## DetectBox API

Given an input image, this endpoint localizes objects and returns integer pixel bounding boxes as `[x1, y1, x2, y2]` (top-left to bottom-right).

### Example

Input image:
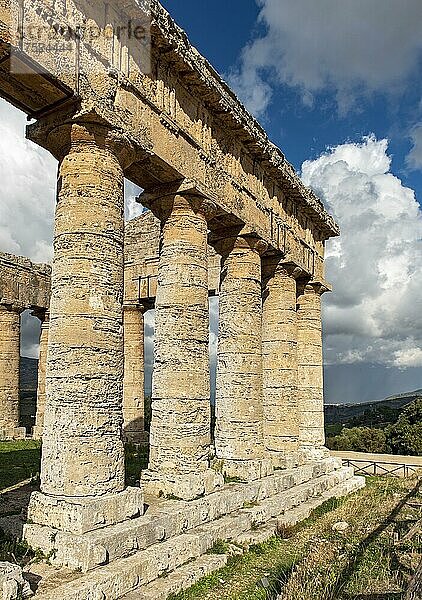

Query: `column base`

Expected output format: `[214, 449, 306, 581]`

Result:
[27, 487, 144, 535]
[220, 458, 274, 482]
[0, 426, 27, 441]
[141, 468, 224, 501]
[300, 446, 330, 462]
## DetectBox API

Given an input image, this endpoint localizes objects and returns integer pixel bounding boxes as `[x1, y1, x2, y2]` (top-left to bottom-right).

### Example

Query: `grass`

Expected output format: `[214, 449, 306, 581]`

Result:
[169, 477, 422, 600]
[0, 440, 41, 491]
[124, 442, 149, 486]
[0, 530, 37, 566]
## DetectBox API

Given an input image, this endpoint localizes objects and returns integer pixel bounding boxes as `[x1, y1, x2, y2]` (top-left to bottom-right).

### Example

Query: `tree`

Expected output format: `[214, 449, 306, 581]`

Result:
[327, 427, 387, 453]
[386, 399, 422, 456]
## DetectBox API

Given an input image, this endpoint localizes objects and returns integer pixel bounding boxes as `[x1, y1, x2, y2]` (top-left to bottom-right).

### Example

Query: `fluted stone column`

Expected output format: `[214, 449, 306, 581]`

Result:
[123, 303, 148, 444]
[213, 233, 273, 482]
[32, 309, 49, 440]
[297, 281, 330, 460]
[25, 119, 143, 536]
[262, 258, 302, 469]
[141, 191, 223, 500]
[0, 305, 26, 440]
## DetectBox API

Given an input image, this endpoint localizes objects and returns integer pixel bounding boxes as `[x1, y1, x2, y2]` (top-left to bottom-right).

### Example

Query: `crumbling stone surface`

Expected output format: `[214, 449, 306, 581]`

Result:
[27, 487, 144, 535]
[262, 257, 302, 467]
[0, 562, 32, 599]
[0, 252, 51, 312]
[27, 465, 364, 599]
[142, 192, 223, 500]
[25, 458, 343, 572]
[297, 282, 329, 453]
[37, 121, 133, 499]
[213, 233, 272, 481]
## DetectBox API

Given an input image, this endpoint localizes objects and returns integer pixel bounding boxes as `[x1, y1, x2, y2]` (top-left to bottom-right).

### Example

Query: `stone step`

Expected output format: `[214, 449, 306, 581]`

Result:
[25, 457, 343, 572]
[120, 475, 365, 600]
[121, 555, 228, 600]
[33, 466, 360, 600]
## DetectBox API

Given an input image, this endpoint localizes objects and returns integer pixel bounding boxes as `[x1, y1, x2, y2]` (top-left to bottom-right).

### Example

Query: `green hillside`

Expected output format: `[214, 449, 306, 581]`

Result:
[325, 389, 422, 428]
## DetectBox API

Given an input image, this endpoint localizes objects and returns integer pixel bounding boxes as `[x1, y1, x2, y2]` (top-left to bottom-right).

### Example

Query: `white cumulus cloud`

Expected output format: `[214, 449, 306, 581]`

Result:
[0, 102, 57, 263]
[302, 135, 422, 368]
[230, 0, 422, 115]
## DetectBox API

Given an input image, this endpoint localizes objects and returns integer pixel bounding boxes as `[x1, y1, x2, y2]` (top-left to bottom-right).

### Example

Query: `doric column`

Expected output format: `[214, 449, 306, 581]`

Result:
[212, 232, 273, 482]
[262, 257, 302, 469]
[32, 309, 49, 440]
[0, 305, 26, 440]
[123, 303, 148, 444]
[141, 188, 223, 500]
[297, 280, 330, 460]
[25, 117, 143, 536]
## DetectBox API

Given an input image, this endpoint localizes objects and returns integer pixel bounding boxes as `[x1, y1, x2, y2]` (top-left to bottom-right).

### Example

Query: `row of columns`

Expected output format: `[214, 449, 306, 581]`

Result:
[141, 192, 329, 499]
[2, 275, 326, 464]
[0, 304, 48, 441]
[18, 116, 328, 539]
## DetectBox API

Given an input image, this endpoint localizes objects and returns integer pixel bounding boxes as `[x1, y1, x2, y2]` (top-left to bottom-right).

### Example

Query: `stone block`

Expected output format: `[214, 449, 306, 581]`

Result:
[221, 458, 274, 482]
[141, 468, 224, 501]
[27, 487, 144, 535]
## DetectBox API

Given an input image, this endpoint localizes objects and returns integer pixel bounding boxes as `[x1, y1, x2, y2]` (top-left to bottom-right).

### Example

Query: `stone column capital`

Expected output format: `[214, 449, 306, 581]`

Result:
[139, 180, 223, 223]
[210, 229, 268, 258]
[27, 110, 139, 168]
[298, 279, 332, 297]
[262, 255, 307, 282]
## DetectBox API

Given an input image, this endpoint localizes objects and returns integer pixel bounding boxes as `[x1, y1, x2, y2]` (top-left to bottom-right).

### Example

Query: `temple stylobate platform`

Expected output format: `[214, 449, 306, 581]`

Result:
[0, 1, 364, 598]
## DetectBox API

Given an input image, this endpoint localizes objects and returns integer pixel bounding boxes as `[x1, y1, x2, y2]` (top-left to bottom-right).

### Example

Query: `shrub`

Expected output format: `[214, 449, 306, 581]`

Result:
[326, 427, 388, 453]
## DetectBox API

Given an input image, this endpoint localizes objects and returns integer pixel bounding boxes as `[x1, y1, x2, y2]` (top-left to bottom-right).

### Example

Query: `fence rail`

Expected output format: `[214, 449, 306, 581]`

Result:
[343, 458, 421, 478]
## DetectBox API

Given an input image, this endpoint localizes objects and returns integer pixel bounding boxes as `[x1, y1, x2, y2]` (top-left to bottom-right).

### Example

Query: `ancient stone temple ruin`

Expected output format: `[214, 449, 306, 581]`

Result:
[0, 0, 364, 597]
[0, 252, 50, 440]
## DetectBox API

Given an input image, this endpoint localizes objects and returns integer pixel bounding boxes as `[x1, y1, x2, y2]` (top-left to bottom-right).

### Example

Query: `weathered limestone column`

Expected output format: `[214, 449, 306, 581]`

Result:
[297, 280, 330, 460]
[141, 188, 223, 500]
[32, 309, 49, 440]
[0, 305, 26, 440]
[262, 257, 302, 469]
[212, 232, 273, 482]
[123, 303, 148, 444]
[25, 118, 143, 537]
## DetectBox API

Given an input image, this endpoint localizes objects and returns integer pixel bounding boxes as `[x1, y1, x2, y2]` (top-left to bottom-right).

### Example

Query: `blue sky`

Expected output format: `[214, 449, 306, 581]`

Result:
[1, 0, 422, 404]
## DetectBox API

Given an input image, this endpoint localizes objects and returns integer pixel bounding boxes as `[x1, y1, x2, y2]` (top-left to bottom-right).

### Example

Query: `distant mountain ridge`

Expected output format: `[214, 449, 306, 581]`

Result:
[325, 389, 422, 426]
